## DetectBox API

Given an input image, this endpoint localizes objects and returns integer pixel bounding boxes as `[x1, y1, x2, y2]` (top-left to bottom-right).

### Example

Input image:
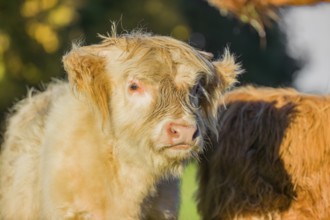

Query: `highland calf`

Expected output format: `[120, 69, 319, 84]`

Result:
[0, 30, 240, 219]
[197, 86, 330, 220]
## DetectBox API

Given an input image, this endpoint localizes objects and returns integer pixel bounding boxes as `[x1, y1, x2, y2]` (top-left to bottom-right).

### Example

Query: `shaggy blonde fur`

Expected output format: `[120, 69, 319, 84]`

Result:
[197, 86, 330, 220]
[0, 31, 240, 219]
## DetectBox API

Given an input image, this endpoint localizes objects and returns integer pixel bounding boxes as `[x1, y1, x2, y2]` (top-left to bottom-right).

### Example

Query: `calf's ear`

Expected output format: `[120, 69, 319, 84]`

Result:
[62, 47, 110, 121]
[213, 49, 242, 91]
[201, 49, 242, 135]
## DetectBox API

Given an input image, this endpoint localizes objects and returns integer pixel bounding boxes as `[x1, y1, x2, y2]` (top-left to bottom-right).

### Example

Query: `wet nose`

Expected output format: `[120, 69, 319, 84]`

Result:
[164, 120, 198, 145]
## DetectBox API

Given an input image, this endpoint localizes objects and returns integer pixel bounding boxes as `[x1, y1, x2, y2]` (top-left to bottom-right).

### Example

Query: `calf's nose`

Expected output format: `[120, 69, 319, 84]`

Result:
[165, 120, 198, 145]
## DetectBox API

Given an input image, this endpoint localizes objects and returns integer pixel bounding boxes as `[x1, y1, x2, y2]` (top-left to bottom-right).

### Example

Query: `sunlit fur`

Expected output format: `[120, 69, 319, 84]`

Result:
[0, 30, 240, 219]
[197, 86, 330, 220]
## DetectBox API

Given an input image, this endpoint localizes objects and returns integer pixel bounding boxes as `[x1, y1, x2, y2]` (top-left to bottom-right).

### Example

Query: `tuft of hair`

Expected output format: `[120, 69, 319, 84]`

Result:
[215, 48, 243, 91]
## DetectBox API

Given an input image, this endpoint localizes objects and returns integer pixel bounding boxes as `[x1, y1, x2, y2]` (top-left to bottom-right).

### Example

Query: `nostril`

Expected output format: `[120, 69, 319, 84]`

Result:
[192, 128, 199, 140]
[170, 127, 176, 134]
[163, 120, 197, 146]
[167, 123, 180, 138]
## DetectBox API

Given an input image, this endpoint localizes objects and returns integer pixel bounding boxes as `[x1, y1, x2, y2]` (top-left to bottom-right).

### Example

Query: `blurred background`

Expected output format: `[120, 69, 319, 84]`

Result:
[0, 0, 298, 122]
[0, 0, 314, 219]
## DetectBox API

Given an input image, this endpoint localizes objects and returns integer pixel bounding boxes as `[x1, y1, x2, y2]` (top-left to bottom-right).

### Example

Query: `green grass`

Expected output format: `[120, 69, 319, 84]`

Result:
[179, 162, 200, 220]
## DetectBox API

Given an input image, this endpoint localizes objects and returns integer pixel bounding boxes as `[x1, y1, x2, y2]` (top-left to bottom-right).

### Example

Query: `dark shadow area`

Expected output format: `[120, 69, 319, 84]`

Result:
[141, 178, 180, 220]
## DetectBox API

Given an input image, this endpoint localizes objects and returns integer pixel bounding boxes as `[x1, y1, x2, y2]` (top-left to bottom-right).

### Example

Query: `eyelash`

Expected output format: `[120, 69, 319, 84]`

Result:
[193, 84, 202, 96]
[190, 84, 203, 107]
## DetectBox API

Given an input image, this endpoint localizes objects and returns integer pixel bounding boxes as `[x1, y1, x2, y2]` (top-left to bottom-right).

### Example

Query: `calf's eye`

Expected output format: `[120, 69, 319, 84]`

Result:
[128, 80, 145, 94]
[192, 84, 202, 96]
[129, 83, 139, 91]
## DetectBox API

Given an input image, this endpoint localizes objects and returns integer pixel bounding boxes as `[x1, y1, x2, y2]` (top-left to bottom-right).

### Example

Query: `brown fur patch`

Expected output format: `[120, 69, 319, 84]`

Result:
[197, 86, 330, 220]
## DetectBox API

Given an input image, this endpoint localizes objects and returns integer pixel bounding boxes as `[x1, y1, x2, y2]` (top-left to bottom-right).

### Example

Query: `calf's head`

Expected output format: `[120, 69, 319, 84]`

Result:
[63, 32, 241, 173]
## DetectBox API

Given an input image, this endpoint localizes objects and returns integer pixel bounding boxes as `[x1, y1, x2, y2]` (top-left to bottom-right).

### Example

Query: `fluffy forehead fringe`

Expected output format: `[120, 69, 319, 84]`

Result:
[94, 24, 216, 76]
